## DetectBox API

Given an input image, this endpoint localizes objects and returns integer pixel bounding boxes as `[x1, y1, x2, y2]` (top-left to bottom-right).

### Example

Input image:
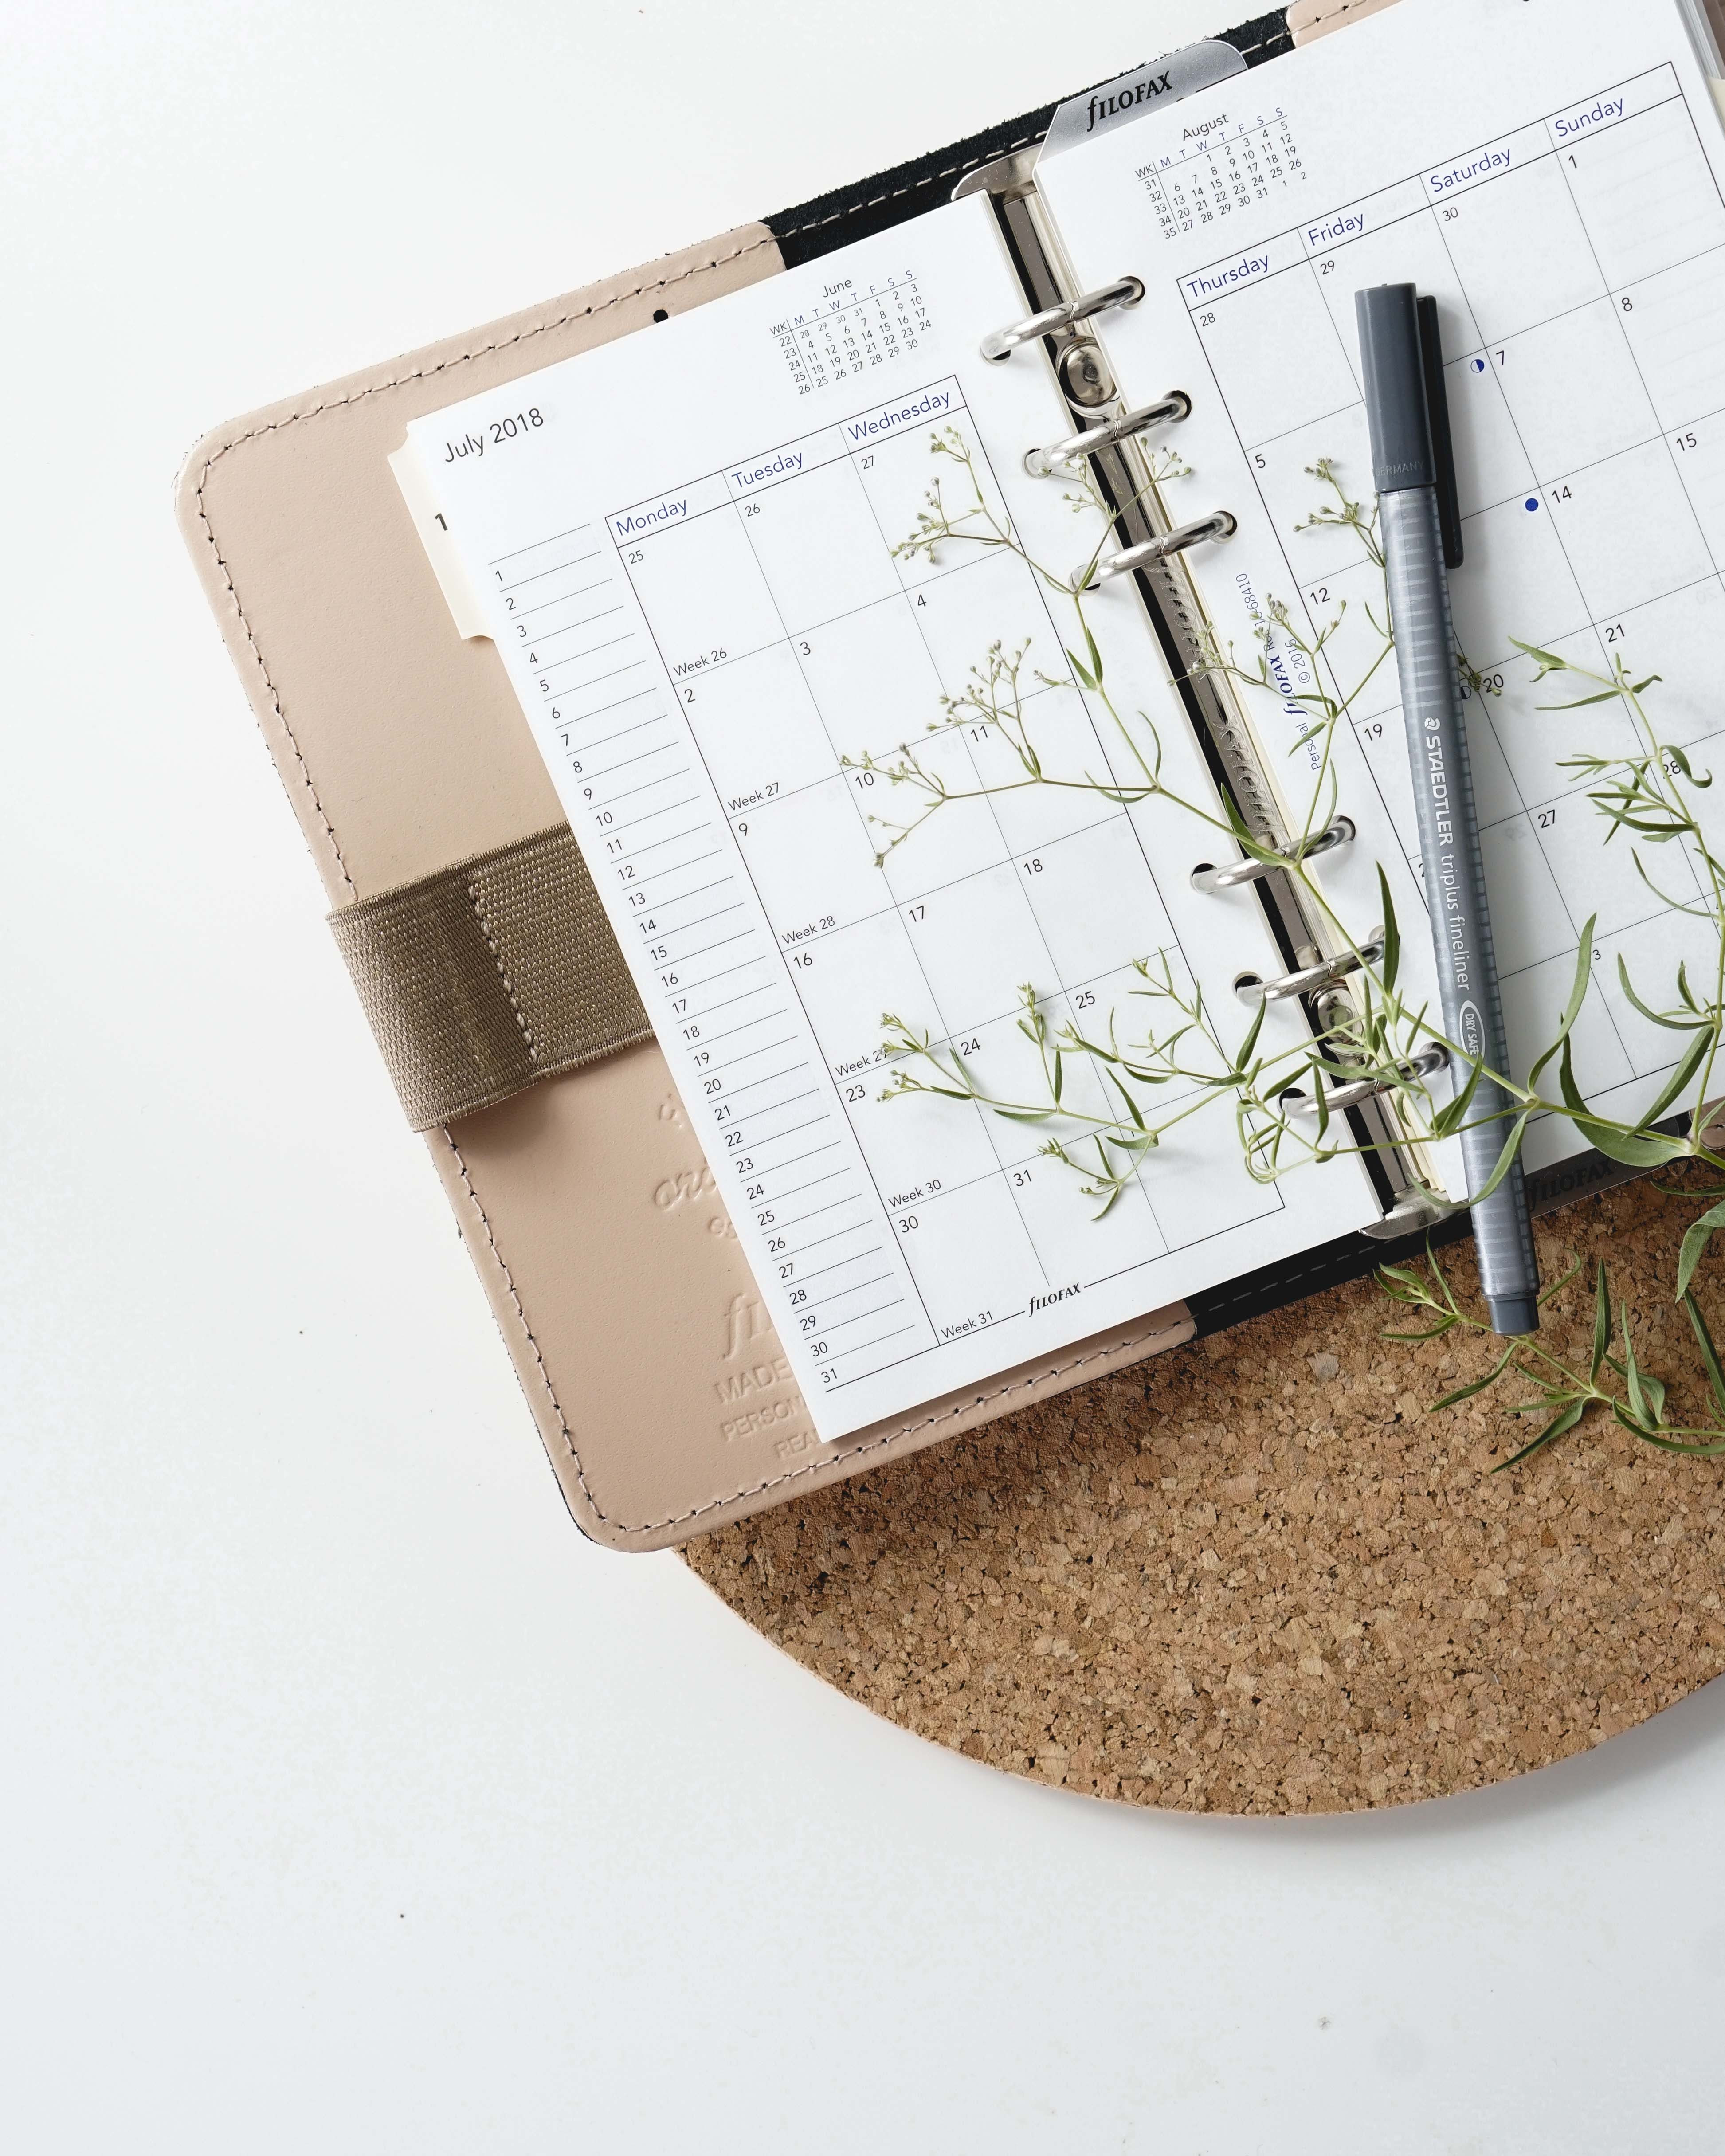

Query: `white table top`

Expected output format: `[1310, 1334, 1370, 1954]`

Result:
[5, 0, 1724, 2146]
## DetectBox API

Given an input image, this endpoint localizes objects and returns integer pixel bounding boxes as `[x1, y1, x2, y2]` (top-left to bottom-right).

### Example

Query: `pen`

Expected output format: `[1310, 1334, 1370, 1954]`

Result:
[1355, 282, 1540, 1337]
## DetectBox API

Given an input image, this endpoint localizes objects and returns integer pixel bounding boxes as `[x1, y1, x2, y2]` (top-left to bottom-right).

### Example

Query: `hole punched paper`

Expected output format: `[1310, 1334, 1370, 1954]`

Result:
[401, 0, 1725, 1441]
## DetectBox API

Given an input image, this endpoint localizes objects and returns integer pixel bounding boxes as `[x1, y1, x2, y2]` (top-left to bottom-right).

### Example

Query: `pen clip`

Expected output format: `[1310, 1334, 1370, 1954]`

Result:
[1416, 294, 1465, 572]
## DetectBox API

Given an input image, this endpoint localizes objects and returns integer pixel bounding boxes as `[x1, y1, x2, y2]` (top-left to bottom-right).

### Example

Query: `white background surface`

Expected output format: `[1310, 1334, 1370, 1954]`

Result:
[5, 3, 1725, 2149]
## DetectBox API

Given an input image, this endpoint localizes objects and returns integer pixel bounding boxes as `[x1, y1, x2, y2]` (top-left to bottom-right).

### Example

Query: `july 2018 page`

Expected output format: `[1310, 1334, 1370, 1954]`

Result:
[1039, 0, 1725, 1178]
[404, 197, 1378, 1441]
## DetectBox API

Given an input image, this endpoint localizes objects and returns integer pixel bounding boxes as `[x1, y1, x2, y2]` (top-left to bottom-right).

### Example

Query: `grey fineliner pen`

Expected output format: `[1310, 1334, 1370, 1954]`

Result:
[1356, 282, 1540, 1337]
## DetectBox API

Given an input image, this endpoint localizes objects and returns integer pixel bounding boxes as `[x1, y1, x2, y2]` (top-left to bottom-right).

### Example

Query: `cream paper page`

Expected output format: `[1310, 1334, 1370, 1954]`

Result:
[1039, 0, 1725, 1179]
[404, 196, 1377, 1441]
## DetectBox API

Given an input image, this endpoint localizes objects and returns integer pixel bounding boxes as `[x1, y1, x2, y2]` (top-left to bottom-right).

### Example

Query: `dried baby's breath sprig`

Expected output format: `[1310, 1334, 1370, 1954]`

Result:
[872, 436, 1725, 1464]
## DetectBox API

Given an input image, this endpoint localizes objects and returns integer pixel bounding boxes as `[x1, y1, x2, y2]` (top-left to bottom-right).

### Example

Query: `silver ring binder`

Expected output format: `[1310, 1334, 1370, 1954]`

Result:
[1079, 510, 1236, 590]
[1023, 392, 1192, 478]
[957, 153, 1447, 1227]
[980, 275, 1144, 363]
[1189, 817, 1356, 893]
[1234, 932, 1387, 1007]
[1284, 1043, 1449, 1119]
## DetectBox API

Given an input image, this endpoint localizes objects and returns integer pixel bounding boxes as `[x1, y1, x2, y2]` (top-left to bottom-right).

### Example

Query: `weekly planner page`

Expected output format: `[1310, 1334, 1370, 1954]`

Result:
[404, 199, 1376, 1441]
[1039, 0, 1725, 1176]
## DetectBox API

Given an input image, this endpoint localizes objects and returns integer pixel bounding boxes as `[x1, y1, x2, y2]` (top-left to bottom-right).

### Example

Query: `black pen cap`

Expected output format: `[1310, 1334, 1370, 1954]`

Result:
[1356, 283, 1436, 494]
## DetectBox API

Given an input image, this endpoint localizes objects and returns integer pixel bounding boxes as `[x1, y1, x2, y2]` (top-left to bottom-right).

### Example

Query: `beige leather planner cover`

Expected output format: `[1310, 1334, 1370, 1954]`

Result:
[177, 227, 1194, 1551]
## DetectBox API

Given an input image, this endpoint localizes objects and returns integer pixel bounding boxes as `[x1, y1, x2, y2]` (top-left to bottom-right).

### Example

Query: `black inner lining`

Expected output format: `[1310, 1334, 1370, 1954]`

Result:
[765, 12, 1293, 267]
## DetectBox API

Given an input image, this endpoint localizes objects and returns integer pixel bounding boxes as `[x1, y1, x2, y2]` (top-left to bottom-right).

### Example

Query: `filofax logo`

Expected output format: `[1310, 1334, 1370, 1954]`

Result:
[1084, 68, 1176, 134]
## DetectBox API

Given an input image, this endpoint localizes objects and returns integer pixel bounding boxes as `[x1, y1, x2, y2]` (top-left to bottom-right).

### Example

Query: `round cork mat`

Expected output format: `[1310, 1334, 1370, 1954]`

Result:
[682, 1180, 1725, 1812]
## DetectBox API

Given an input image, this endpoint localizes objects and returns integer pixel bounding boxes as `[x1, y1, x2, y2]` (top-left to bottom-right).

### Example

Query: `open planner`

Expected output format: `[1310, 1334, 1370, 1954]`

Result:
[182, 0, 1725, 1542]
[400, 0, 1725, 1443]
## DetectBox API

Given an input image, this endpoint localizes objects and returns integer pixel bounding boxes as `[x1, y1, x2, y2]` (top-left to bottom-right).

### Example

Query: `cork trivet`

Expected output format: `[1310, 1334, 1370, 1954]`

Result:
[682, 1181, 1725, 1811]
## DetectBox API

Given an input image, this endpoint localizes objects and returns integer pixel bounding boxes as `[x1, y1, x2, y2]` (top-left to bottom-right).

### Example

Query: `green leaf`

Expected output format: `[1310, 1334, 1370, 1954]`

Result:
[1528, 920, 1597, 1089]
[1557, 1038, 1683, 1167]
[1538, 1257, 1585, 1307]
[1676, 1197, 1725, 1301]
[1376, 1262, 1433, 1305]
[1541, 686, 1635, 709]
[1106, 1069, 1145, 1133]
[1426, 1243, 1461, 1315]
[1683, 1289, 1725, 1420]
[1469, 1110, 1534, 1206]
[1382, 1321, 1460, 1343]
[1064, 647, 1097, 692]
[1376, 867, 1400, 994]
[1234, 996, 1267, 1074]
[1662, 741, 1713, 788]
[1591, 1261, 1609, 1383]
[1607, 1406, 1725, 1455]
[1492, 1398, 1586, 1472]
[1430, 1343, 1519, 1412]
[1430, 1051, 1485, 1140]
[1084, 619, 1104, 688]
[1509, 639, 1570, 677]
[1642, 1028, 1713, 1129]
[1622, 1310, 1651, 1427]
[1615, 955, 1715, 1031]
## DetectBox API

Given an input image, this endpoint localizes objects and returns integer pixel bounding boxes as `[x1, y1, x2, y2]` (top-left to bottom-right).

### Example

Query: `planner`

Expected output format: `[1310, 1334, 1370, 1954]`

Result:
[181, 0, 1725, 1545]
[398, 0, 1725, 1441]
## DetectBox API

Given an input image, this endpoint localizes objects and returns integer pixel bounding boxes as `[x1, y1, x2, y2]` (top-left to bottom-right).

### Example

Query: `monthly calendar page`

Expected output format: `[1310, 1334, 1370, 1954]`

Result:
[1039, 0, 1725, 1177]
[404, 200, 1376, 1440]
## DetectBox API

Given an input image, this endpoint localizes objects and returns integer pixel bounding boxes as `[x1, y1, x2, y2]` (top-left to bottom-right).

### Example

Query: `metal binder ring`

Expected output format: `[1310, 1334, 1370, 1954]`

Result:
[1285, 1043, 1450, 1120]
[1078, 510, 1236, 589]
[980, 275, 1145, 363]
[1233, 932, 1387, 1007]
[1023, 392, 1192, 478]
[1190, 818, 1356, 893]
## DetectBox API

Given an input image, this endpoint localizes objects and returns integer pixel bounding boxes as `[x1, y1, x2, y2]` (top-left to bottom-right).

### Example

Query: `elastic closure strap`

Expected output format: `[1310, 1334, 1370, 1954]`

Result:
[328, 825, 651, 1131]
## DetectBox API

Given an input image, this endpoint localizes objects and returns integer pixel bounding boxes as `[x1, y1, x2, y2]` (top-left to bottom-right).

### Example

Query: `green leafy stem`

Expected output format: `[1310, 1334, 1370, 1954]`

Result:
[862, 429, 1725, 1463]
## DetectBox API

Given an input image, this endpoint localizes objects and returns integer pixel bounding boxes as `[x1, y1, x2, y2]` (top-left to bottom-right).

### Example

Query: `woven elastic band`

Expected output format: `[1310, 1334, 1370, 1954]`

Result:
[328, 825, 651, 1131]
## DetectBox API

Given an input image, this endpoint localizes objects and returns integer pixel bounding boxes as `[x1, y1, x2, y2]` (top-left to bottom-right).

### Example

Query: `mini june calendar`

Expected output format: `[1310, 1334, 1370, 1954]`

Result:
[1039, 0, 1725, 1177]
[403, 0, 1725, 1440]
[769, 272, 931, 396]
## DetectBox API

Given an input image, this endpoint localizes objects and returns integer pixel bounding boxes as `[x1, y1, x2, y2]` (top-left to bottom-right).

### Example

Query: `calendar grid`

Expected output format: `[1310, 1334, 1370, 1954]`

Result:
[725, 425, 1059, 1286]
[769, 272, 931, 398]
[608, 374, 1285, 1344]
[1141, 105, 1308, 243]
[1181, 59, 1725, 1111]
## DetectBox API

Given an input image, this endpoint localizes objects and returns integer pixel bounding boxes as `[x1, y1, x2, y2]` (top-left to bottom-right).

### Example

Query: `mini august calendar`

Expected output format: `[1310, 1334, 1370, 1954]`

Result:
[404, 0, 1725, 1439]
[1138, 105, 1308, 241]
